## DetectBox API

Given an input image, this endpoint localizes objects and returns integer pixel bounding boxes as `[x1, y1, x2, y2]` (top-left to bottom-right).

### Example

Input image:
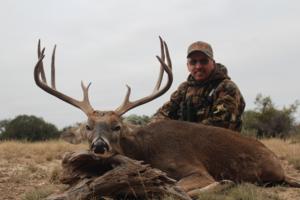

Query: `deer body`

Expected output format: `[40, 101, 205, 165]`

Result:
[115, 120, 285, 185]
[34, 38, 299, 198]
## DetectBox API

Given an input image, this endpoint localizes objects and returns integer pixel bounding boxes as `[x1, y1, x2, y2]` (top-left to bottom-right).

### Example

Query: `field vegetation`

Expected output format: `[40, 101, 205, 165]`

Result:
[0, 140, 85, 200]
[0, 137, 300, 200]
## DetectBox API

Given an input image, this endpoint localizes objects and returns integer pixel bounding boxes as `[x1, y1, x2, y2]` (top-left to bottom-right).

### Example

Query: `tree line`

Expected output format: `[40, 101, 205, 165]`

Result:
[242, 94, 299, 138]
[0, 115, 59, 141]
[0, 94, 299, 141]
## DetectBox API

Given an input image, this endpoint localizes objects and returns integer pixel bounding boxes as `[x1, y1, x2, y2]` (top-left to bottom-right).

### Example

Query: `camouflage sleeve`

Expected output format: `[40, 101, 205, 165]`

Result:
[201, 80, 245, 131]
[150, 82, 188, 122]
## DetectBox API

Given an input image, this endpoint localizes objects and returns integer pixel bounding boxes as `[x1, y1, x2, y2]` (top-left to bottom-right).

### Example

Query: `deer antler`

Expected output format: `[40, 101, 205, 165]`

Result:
[34, 40, 94, 115]
[115, 36, 173, 116]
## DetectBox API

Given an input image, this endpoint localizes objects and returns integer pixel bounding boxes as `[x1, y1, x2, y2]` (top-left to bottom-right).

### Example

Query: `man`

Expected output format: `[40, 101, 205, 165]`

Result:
[152, 41, 245, 132]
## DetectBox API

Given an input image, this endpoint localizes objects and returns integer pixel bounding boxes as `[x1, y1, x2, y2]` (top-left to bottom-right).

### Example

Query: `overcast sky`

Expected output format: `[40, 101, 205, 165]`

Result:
[1, 0, 299, 128]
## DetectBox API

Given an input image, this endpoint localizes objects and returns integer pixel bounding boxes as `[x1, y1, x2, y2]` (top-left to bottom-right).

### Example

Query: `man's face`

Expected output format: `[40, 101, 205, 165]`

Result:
[187, 51, 215, 81]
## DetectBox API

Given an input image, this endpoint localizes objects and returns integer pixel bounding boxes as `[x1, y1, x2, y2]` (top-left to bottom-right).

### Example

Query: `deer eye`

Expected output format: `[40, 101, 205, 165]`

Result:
[86, 125, 93, 131]
[112, 125, 121, 132]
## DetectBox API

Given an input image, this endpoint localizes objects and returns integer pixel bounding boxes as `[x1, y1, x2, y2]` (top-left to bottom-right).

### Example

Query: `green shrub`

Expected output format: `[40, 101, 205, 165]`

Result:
[242, 94, 299, 138]
[0, 115, 59, 141]
[125, 114, 150, 125]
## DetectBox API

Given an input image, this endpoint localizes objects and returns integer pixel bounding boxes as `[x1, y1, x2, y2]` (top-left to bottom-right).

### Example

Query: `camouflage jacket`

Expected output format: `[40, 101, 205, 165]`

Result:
[152, 63, 246, 132]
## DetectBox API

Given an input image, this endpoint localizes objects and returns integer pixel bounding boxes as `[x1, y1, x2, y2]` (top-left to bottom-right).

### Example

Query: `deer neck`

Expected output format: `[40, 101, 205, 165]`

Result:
[117, 126, 144, 160]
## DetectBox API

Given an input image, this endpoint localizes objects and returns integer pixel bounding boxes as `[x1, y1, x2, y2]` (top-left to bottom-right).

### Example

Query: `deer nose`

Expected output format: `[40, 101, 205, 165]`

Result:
[91, 138, 109, 154]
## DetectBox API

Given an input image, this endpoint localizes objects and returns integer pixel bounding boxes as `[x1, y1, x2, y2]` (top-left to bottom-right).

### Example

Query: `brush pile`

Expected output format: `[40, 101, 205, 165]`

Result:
[45, 150, 191, 200]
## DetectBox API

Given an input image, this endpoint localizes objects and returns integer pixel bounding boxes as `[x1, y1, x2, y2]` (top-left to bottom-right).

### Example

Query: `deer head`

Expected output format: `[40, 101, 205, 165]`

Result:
[34, 37, 172, 157]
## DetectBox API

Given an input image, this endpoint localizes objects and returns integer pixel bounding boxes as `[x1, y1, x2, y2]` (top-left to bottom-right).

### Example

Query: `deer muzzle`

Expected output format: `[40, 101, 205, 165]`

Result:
[91, 137, 110, 155]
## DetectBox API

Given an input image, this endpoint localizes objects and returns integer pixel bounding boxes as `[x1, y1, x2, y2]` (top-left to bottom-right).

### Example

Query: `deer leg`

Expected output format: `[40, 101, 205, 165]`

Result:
[284, 175, 300, 187]
[177, 172, 214, 197]
[177, 172, 235, 198]
[187, 180, 235, 197]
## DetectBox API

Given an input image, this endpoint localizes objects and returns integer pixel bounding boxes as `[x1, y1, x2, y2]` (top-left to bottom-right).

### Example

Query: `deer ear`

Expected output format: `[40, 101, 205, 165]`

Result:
[60, 131, 77, 144]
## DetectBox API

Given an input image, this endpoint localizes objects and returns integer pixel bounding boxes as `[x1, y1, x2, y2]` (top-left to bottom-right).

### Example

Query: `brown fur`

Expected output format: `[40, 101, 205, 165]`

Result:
[120, 120, 284, 183]
[81, 112, 300, 197]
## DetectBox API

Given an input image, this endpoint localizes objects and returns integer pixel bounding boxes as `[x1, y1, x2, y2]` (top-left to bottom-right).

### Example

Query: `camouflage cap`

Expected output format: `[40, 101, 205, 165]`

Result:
[187, 41, 213, 59]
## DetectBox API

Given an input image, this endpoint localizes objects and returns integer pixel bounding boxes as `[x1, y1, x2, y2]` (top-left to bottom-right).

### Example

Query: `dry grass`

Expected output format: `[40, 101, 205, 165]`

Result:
[0, 138, 299, 200]
[0, 140, 85, 163]
[262, 138, 300, 170]
[197, 183, 280, 200]
[22, 185, 57, 200]
[0, 140, 86, 200]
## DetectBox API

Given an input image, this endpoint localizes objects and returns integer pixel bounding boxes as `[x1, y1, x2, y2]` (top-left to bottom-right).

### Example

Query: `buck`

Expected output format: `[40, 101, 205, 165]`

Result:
[34, 38, 300, 198]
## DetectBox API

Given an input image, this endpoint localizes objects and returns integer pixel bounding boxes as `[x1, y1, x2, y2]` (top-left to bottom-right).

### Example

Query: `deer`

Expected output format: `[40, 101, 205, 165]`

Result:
[60, 122, 87, 144]
[34, 37, 300, 198]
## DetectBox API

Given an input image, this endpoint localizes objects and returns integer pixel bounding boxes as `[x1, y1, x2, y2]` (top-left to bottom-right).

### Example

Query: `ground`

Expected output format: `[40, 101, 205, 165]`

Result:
[261, 138, 300, 200]
[0, 138, 299, 200]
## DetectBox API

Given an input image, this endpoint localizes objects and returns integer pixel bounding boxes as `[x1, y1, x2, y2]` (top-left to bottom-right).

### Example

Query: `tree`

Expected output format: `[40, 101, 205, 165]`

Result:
[124, 114, 150, 125]
[0, 115, 59, 141]
[242, 94, 299, 138]
[0, 119, 10, 134]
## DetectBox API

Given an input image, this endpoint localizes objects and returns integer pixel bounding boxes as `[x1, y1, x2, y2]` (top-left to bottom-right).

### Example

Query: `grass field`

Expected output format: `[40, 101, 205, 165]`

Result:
[0, 138, 300, 200]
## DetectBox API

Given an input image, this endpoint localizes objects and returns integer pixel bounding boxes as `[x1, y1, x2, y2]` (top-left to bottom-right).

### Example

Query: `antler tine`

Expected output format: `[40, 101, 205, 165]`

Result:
[37, 40, 47, 83]
[115, 37, 173, 116]
[164, 40, 172, 71]
[153, 36, 165, 92]
[115, 85, 132, 114]
[51, 45, 56, 89]
[81, 81, 92, 102]
[34, 40, 94, 115]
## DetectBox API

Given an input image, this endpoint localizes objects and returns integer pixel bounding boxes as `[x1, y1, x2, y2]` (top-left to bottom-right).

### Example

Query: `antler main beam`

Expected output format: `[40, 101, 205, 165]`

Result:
[115, 36, 173, 116]
[34, 40, 94, 115]
[34, 37, 172, 117]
